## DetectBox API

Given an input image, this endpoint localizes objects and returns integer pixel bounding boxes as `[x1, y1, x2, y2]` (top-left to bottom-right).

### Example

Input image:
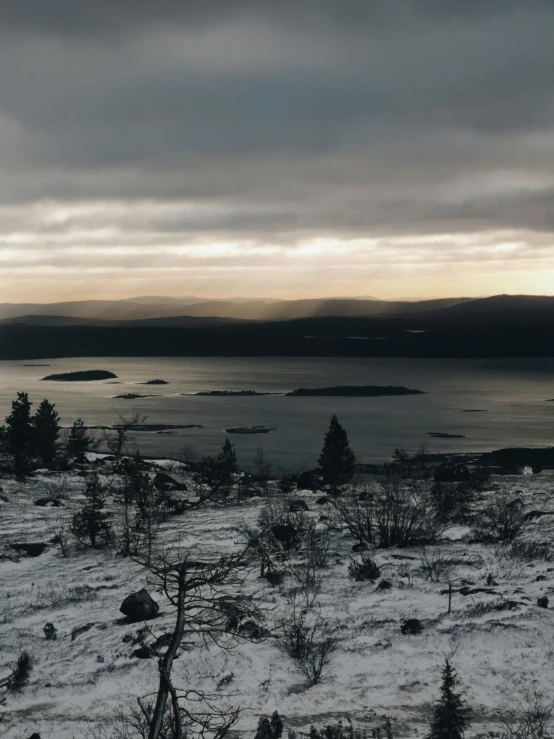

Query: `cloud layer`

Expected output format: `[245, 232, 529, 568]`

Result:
[1, 1, 554, 300]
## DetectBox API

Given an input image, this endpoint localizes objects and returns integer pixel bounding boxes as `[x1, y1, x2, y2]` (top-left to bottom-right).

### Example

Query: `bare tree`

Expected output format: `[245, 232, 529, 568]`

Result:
[499, 688, 553, 739]
[131, 547, 261, 739]
[104, 414, 148, 471]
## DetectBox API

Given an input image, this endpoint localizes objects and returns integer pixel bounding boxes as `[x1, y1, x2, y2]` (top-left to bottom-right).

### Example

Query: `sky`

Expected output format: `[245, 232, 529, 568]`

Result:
[1, 0, 554, 303]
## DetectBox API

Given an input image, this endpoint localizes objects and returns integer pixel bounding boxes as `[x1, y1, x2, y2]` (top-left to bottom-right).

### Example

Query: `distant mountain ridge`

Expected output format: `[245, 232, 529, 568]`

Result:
[0, 295, 474, 324]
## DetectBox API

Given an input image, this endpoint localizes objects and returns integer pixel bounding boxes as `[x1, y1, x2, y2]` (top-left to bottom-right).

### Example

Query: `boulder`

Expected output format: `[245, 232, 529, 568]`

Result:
[377, 579, 392, 592]
[270, 524, 299, 550]
[315, 496, 331, 505]
[34, 497, 64, 507]
[133, 645, 153, 659]
[153, 472, 181, 490]
[535, 575, 547, 582]
[537, 596, 549, 609]
[120, 589, 159, 622]
[296, 470, 320, 491]
[28, 734, 42, 739]
[288, 498, 309, 512]
[10, 542, 48, 557]
[401, 618, 423, 635]
[352, 542, 368, 553]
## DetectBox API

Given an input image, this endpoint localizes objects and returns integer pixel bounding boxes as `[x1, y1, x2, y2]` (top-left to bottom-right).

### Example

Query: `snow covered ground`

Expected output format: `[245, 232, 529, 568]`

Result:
[1, 463, 554, 739]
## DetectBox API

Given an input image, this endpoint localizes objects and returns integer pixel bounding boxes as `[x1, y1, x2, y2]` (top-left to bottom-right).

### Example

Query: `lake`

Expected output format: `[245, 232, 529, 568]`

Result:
[1, 356, 553, 470]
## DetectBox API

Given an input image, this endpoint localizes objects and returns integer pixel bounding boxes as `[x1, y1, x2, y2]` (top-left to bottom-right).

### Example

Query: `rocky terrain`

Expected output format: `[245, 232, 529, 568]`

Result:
[1, 461, 554, 738]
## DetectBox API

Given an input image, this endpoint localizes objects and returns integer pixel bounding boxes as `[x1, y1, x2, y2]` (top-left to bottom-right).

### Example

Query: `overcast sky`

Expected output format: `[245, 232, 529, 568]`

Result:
[1, 0, 554, 302]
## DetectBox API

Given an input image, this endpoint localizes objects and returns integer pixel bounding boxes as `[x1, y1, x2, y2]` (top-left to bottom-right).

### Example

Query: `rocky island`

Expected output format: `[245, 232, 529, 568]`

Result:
[286, 385, 424, 397]
[41, 370, 118, 382]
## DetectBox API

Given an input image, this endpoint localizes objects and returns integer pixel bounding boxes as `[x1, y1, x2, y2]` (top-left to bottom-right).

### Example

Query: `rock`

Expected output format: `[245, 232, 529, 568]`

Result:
[358, 490, 373, 502]
[96, 655, 104, 663]
[28, 734, 42, 739]
[163, 497, 187, 515]
[535, 575, 547, 582]
[486, 574, 498, 586]
[518, 465, 534, 476]
[401, 618, 423, 635]
[524, 510, 548, 521]
[10, 542, 48, 557]
[296, 470, 320, 492]
[288, 498, 309, 512]
[44, 622, 57, 641]
[434, 461, 471, 483]
[34, 497, 64, 507]
[153, 472, 181, 490]
[538, 596, 549, 608]
[237, 620, 266, 640]
[133, 645, 153, 659]
[270, 524, 299, 550]
[377, 580, 392, 592]
[71, 623, 96, 641]
[352, 542, 367, 553]
[315, 496, 331, 505]
[120, 589, 159, 622]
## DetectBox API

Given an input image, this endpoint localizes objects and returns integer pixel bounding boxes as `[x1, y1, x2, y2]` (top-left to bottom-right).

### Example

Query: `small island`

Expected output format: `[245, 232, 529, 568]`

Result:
[113, 393, 156, 400]
[461, 409, 487, 413]
[427, 432, 466, 439]
[192, 390, 275, 397]
[42, 370, 118, 382]
[286, 385, 424, 397]
[225, 425, 273, 434]
[140, 379, 169, 385]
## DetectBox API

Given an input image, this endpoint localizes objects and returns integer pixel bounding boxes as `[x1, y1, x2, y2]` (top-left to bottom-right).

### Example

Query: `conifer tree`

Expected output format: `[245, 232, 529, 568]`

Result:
[32, 398, 60, 466]
[71, 472, 111, 548]
[217, 438, 238, 479]
[5, 392, 34, 476]
[427, 659, 469, 739]
[67, 418, 97, 461]
[317, 414, 356, 492]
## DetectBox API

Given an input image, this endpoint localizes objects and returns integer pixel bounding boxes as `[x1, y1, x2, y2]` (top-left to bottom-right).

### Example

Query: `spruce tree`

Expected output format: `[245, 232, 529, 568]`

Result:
[32, 399, 60, 466]
[71, 472, 111, 548]
[217, 438, 238, 479]
[427, 659, 469, 739]
[5, 392, 34, 476]
[67, 419, 97, 461]
[317, 414, 356, 492]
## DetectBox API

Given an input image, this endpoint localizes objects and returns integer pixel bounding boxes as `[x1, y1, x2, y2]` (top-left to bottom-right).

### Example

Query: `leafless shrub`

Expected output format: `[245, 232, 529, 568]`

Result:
[420, 547, 455, 582]
[505, 540, 551, 562]
[499, 688, 553, 739]
[44, 511, 71, 557]
[283, 562, 324, 609]
[277, 604, 338, 685]
[463, 597, 510, 618]
[472, 495, 525, 543]
[334, 479, 443, 548]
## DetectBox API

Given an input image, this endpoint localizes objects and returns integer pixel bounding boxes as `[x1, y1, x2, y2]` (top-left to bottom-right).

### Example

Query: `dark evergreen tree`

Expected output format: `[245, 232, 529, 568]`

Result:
[71, 472, 111, 548]
[197, 438, 239, 499]
[67, 419, 97, 461]
[254, 712, 283, 739]
[427, 659, 469, 739]
[5, 392, 34, 476]
[217, 438, 238, 479]
[32, 398, 60, 466]
[317, 414, 356, 492]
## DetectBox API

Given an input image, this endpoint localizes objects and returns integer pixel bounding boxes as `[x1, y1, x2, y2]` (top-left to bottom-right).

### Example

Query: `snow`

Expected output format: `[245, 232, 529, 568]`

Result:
[1, 466, 554, 738]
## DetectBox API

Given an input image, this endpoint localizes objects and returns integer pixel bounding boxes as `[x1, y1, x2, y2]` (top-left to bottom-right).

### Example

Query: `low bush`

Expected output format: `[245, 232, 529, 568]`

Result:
[277, 605, 338, 685]
[348, 554, 381, 582]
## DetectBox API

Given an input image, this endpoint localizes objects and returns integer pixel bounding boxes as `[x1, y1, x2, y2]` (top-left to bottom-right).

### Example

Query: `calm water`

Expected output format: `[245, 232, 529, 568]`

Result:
[1, 356, 553, 469]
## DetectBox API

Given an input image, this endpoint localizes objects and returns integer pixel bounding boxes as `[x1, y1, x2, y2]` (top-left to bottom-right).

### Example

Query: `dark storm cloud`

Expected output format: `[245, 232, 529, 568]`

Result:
[1, 0, 554, 300]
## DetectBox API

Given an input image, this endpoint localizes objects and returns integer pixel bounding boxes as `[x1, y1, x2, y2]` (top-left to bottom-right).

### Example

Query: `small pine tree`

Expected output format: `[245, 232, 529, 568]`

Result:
[217, 438, 238, 482]
[317, 414, 356, 492]
[72, 472, 111, 548]
[32, 398, 60, 466]
[255, 712, 283, 739]
[427, 659, 469, 739]
[5, 392, 34, 476]
[67, 419, 97, 461]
